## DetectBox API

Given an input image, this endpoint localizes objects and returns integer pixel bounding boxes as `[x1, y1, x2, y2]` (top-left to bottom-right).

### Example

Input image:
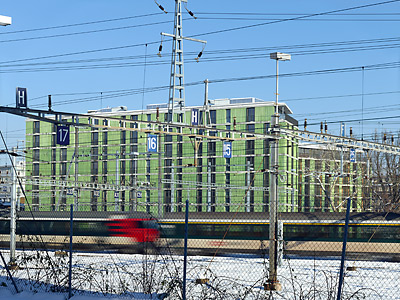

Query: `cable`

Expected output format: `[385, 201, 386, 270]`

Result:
[3, 61, 399, 108]
[0, 19, 175, 44]
[188, 0, 400, 38]
[198, 17, 400, 22]
[1, 35, 399, 66]
[2, 40, 400, 70]
[195, 12, 400, 16]
[0, 13, 164, 35]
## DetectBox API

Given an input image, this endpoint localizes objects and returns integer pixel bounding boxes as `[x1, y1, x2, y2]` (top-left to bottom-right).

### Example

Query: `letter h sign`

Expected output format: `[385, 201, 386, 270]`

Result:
[16, 87, 27, 108]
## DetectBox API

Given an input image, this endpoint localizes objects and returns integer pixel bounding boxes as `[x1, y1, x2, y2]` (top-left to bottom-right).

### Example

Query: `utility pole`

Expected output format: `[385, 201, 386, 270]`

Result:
[203, 79, 211, 127]
[115, 151, 119, 211]
[266, 52, 291, 291]
[159, 0, 206, 122]
[74, 126, 79, 210]
[9, 149, 17, 266]
[246, 160, 251, 212]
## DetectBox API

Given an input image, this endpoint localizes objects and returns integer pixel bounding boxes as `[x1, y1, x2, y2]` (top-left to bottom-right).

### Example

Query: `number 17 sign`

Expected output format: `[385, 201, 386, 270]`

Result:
[57, 125, 70, 145]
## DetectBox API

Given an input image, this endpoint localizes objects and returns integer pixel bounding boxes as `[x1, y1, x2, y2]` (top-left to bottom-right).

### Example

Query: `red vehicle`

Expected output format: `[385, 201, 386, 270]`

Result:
[107, 217, 160, 243]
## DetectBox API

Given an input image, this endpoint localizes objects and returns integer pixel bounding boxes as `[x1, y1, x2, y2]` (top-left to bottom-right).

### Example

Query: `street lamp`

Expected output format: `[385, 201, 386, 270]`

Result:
[266, 52, 291, 291]
[270, 52, 291, 116]
[0, 14, 14, 267]
[0, 15, 12, 26]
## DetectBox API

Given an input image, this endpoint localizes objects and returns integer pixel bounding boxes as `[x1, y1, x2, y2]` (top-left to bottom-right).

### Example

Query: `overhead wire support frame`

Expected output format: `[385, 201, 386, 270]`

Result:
[0, 106, 267, 142]
[158, 0, 206, 122]
[281, 127, 400, 155]
[2, 107, 400, 154]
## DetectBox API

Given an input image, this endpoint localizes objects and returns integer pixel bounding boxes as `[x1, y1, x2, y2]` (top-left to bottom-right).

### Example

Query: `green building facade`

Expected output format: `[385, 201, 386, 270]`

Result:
[297, 144, 370, 212]
[25, 98, 300, 215]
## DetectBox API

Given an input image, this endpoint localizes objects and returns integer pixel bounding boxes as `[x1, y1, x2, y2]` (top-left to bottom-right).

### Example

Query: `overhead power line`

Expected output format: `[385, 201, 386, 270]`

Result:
[195, 12, 400, 16]
[1, 34, 399, 67]
[0, 41, 400, 73]
[198, 17, 400, 22]
[4, 60, 398, 108]
[0, 19, 176, 44]
[189, 0, 400, 38]
[0, 13, 164, 35]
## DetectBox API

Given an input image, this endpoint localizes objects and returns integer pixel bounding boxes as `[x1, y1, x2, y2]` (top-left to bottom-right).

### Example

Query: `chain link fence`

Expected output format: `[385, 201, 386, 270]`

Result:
[0, 206, 399, 299]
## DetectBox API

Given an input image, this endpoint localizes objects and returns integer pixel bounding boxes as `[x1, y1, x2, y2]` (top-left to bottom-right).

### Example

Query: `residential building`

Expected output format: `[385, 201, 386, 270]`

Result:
[25, 98, 299, 214]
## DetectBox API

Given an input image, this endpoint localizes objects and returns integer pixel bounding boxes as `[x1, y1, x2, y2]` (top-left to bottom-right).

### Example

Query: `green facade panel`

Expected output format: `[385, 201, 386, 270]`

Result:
[25, 100, 300, 214]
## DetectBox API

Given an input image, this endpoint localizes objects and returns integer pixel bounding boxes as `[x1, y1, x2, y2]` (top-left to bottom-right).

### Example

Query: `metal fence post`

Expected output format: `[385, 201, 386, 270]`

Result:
[182, 198, 189, 300]
[68, 204, 74, 299]
[337, 197, 352, 300]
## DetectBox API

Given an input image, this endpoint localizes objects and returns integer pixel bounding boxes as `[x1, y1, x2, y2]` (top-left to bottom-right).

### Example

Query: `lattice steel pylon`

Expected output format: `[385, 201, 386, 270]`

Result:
[160, 0, 206, 122]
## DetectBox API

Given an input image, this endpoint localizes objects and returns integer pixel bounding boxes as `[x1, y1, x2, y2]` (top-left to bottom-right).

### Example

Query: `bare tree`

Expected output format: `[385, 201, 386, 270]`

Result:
[368, 132, 400, 212]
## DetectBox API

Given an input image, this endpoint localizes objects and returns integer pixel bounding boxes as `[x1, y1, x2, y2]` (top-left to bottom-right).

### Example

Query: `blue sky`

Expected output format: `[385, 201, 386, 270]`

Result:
[0, 0, 400, 157]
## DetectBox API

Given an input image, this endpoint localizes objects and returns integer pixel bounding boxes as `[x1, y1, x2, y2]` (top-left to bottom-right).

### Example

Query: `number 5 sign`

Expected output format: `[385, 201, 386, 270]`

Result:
[223, 141, 232, 158]
[147, 134, 158, 152]
[56, 125, 70, 145]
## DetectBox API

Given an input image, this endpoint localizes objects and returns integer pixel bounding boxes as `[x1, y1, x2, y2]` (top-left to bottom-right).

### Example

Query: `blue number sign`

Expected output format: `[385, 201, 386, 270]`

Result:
[350, 148, 356, 163]
[147, 134, 158, 152]
[56, 125, 70, 145]
[223, 141, 232, 158]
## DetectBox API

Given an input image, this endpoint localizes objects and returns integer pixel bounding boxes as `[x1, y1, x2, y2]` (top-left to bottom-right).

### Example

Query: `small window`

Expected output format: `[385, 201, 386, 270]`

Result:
[226, 109, 231, 123]
[246, 107, 255, 122]
[210, 110, 216, 124]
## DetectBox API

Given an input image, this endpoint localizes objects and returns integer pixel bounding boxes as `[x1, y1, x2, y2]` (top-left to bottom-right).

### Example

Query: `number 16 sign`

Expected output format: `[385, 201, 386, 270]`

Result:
[147, 134, 158, 152]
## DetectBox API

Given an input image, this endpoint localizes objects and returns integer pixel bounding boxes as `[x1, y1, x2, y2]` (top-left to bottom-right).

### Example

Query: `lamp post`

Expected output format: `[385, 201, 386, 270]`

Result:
[266, 52, 291, 291]
[0, 14, 13, 267]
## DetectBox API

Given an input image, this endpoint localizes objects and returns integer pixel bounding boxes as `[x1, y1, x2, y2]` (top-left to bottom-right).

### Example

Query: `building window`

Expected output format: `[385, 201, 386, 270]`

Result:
[226, 109, 231, 123]
[246, 124, 255, 133]
[33, 149, 40, 161]
[210, 110, 216, 124]
[33, 121, 40, 134]
[33, 163, 39, 176]
[208, 142, 216, 157]
[121, 131, 126, 145]
[61, 148, 67, 161]
[246, 107, 255, 122]
[92, 131, 99, 145]
[33, 135, 40, 148]
[246, 140, 255, 155]
[165, 139, 173, 157]
[102, 161, 108, 174]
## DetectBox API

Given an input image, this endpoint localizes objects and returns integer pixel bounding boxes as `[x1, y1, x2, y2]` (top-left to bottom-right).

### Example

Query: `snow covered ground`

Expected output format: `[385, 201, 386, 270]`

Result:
[0, 250, 399, 299]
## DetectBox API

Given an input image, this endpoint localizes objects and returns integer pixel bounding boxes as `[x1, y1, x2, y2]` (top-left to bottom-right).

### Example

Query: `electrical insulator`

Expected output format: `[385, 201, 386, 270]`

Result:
[350, 127, 353, 137]
[188, 10, 196, 18]
[154, 0, 167, 13]
[156, 107, 159, 121]
[320, 122, 323, 133]
[195, 51, 203, 62]
[48, 95, 52, 111]
[304, 119, 307, 131]
[391, 136, 394, 144]
[157, 44, 163, 57]
[184, 5, 197, 19]
[233, 117, 237, 130]
[383, 133, 387, 142]
[324, 121, 327, 133]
